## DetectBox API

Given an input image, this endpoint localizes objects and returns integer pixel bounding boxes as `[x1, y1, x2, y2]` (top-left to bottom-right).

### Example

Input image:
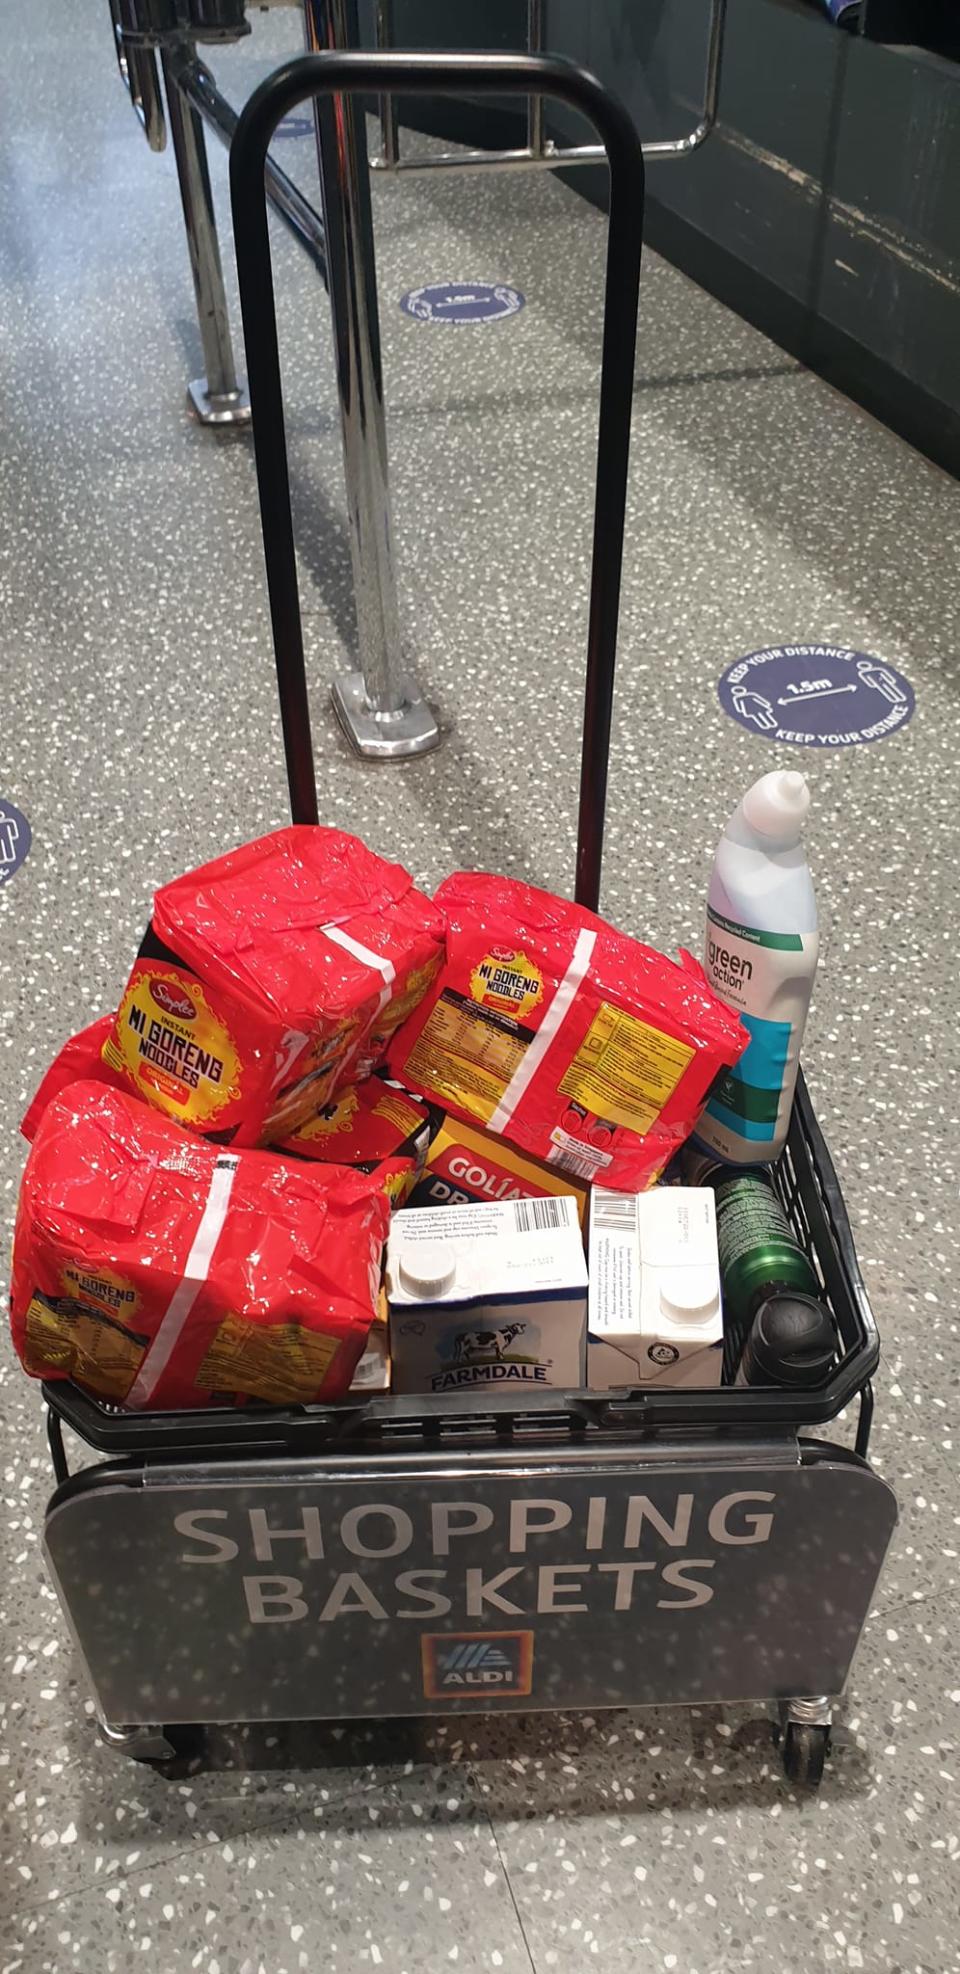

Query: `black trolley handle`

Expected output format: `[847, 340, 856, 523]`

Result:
[230, 51, 645, 915]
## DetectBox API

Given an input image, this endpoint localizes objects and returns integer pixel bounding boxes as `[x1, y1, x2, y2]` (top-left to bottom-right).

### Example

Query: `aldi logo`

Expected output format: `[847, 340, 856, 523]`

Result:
[421, 1630, 534, 1700]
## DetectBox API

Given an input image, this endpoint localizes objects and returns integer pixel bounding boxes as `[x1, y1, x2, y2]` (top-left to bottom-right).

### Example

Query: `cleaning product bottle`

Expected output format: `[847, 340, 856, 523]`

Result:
[699, 770, 818, 1163]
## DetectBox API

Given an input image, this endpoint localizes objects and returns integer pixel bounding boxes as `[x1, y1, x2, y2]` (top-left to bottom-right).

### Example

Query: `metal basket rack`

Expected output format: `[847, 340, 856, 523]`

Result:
[39, 51, 895, 1790]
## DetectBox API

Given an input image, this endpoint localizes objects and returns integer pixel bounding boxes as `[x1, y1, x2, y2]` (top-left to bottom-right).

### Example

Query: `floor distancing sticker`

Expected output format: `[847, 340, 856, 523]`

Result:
[718, 644, 915, 747]
[399, 282, 525, 324]
[0, 799, 31, 885]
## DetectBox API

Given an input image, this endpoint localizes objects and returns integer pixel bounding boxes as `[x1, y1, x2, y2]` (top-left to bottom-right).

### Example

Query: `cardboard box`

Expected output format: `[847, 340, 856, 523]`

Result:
[588, 1187, 722, 1389]
[406, 1114, 588, 1226]
[387, 1196, 587, 1394]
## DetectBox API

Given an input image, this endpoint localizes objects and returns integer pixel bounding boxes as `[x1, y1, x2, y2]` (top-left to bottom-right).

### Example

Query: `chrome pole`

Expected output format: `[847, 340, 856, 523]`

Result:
[230, 49, 644, 884]
[527, 0, 546, 158]
[110, 0, 166, 152]
[303, 0, 439, 757]
[172, 52, 328, 281]
[643, 0, 727, 159]
[160, 43, 251, 424]
[375, 0, 400, 169]
[370, 0, 727, 171]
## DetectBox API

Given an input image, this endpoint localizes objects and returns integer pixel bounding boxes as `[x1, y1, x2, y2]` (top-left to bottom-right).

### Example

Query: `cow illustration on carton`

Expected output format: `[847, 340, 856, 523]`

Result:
[453, 1322, 526, 1368]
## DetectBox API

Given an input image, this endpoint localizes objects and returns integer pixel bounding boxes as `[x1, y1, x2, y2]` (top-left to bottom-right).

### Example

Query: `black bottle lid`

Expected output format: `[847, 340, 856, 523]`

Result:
[738, 1292, 837, 1388]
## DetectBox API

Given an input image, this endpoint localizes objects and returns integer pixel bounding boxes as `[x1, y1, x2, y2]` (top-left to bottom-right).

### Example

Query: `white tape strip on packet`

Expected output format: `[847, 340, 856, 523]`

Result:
[487, 927, 597, 1136]
[323, 924, 396, 1019]
[125, 1153, 240, 1408]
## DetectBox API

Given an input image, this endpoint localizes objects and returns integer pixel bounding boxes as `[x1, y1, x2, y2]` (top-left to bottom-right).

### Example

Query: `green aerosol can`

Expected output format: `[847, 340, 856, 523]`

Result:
[684, 1151, 820, 1375]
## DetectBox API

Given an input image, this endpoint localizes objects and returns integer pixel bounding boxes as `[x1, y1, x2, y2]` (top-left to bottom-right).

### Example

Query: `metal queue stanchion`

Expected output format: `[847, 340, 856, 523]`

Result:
[108, 0, 727, 758]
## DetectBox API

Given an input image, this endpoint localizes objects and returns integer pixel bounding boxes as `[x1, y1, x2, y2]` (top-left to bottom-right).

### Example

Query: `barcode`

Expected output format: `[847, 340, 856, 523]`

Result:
[513, 1197, 566, 1233]
[593, 1191, 639, 1232]
[550, 1149, 603, 1180]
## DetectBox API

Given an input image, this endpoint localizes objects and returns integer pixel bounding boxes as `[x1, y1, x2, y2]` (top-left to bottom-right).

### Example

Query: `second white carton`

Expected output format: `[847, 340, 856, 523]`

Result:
[588, 1186, 722, 1389]
[387, 1196, 587, 1394]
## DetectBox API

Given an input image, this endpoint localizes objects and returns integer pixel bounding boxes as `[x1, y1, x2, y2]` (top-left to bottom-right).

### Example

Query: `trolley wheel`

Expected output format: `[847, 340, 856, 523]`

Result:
[780, 1720, 829, 1788]
[98, 1720, 207, 1771]
[140, 1724, 207, 1771]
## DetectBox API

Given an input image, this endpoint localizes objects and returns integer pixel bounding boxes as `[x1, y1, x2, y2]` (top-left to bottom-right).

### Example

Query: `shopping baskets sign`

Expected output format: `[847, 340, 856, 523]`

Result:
[45, 1456, 896, 1723]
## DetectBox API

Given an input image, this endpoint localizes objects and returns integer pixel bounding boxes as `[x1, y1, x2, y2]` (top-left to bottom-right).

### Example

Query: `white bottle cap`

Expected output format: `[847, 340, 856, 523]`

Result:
[398, 1244, 457, 1300]
[741, 770, 810, 842]
[659, 1269, 720, 1324]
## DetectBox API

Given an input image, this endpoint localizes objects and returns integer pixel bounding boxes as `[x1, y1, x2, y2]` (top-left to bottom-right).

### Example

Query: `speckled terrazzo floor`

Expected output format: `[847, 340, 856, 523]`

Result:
[2, 4, 960, 1972]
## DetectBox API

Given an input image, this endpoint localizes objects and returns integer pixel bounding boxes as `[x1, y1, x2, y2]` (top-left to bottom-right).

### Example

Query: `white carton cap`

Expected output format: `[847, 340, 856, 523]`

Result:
[741, 769, 809, 842]
[398, 1243, 457, 1300]
[660, 1268, 721, 1324]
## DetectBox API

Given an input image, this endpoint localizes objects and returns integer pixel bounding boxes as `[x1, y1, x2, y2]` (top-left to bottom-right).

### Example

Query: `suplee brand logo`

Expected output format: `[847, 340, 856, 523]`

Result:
[422, 1631, 534, 1699]
[469, 948, 543, 1021]
[150, 978, 196, 1022]
[110, 971, 242, 1126]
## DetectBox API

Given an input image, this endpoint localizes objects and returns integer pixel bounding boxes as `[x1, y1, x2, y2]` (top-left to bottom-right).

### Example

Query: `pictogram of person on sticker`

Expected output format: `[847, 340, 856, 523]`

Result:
[0, 809, 21, 870]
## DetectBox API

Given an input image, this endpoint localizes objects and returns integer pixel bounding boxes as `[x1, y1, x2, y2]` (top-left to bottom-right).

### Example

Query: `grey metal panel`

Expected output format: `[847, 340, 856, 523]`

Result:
[820, 35, 960, 390]
[44, 1450, 896, 1725]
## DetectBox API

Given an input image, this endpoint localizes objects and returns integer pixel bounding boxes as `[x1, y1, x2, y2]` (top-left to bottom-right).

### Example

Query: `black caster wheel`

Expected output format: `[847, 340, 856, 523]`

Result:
[99, 1721, 207, 1772]
[781, 1720, 830, 1788]
[137, 1725, 207, 1775]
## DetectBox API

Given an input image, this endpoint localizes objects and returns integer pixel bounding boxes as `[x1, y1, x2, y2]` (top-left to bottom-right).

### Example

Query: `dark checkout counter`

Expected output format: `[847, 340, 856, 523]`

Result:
[374, 0, 960, 477]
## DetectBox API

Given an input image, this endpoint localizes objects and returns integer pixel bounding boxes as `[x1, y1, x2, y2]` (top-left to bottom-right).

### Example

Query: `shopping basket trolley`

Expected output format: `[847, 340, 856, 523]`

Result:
[40, 52, 896, 1790]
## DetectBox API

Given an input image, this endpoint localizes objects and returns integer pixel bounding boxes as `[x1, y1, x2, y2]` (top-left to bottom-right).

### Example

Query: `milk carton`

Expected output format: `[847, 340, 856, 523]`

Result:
[387, 1196, 587, 1395]
[349, 1323, 390, 1392]
[588, 1187, 722, 1388]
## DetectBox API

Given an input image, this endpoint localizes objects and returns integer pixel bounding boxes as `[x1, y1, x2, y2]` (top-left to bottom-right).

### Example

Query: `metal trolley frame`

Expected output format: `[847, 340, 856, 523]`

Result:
[41, 53, 896, 1791]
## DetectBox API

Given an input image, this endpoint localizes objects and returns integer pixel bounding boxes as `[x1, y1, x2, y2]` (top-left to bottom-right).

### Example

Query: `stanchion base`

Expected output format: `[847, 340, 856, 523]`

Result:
[187, 375, 252, 427]
[331, 671, 441, 760]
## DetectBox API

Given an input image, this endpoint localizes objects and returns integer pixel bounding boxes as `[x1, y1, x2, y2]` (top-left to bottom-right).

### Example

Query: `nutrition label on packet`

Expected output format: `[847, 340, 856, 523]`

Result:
[404, 988, 531, 1123]
[559, 1001, 694, 1134]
